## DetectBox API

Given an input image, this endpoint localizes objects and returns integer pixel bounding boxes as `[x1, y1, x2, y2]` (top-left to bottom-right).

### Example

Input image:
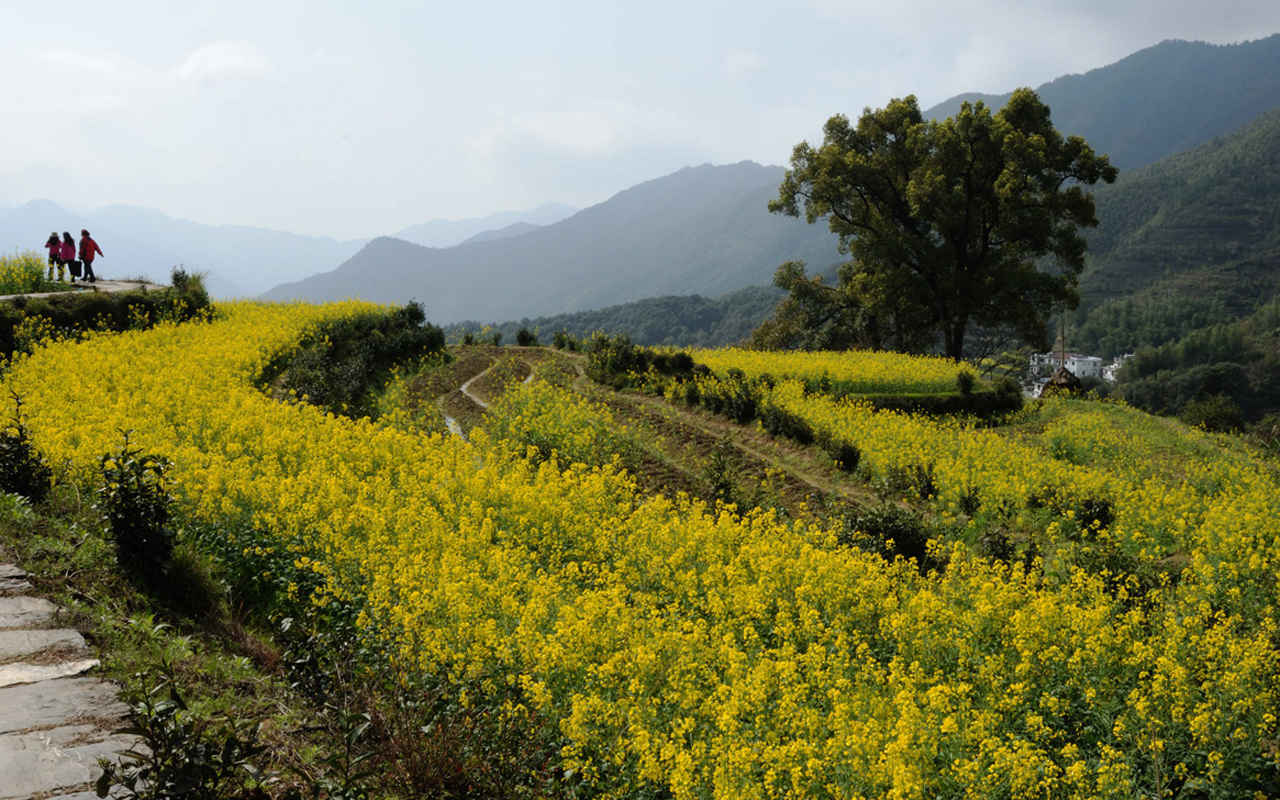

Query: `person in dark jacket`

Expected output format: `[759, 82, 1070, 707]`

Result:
[61, 233, 79, 282]
[79, 229, 102, 283]
[44, 233, 62, 281]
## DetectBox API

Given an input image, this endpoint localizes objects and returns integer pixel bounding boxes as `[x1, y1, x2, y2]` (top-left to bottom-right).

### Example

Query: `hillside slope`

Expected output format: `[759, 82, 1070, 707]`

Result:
[1072, 107, 1280, 354]
[262, 162, 842, 323]
[925, 35, 1280, 170]
[446, 285, 786, 347]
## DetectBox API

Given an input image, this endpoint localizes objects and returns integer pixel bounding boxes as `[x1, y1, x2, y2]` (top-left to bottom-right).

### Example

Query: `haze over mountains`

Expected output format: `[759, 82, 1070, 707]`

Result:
[262, 162, 844, 322]
[4, 34, 1276, 335]
[394, 204, 577, 249]
[267, 36, 1280, 327]
[0, 202, 576, 299]
[0, 200, 364, 299]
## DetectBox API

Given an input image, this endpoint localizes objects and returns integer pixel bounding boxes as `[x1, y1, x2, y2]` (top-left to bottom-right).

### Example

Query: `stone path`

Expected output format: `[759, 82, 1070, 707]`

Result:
[0, 280, 167, 304]
[0, 563, 135, 799]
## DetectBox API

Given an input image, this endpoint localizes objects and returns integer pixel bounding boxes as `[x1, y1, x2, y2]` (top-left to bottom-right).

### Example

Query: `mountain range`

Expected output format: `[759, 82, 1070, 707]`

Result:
[394, 204, 577, 248]
[4, 34, 1277, 341]
[261, 162, 844, 322]
[924, 35, 1280, 170]
[268, 36, 1280, 325]
[1070, 106, 1280, 356]
[0, 202, 576, 298]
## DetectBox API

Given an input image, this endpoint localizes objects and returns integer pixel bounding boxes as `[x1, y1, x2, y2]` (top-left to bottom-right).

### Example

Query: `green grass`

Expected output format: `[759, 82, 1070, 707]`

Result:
[0, 486, 336, 795]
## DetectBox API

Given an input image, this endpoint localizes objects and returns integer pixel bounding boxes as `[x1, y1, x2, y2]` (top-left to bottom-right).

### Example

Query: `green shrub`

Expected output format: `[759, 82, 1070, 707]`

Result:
[0, 270, 213, 359]
[260, 302, 446, 419]
[585, 334, 698, 388]
[759, 401, 815, 444]
[552, 329, 579, 351]
[96, 667, 268, 800]
[838, 504, 943, 571]
[956, 370, 976, 395]
[99, 434, 175, 581]
[516, 328, 538, 347]
[1180, 394, 1245, 432]
[0, 395, 52, 503]
[826, 440, 861, 472]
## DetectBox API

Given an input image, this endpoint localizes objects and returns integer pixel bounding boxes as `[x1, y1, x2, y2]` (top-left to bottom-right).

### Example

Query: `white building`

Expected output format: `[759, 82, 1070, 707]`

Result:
[1065, 354, 1103, 379]
[1102, 354, 1134, 383]
[1031, 351, 1104, 379]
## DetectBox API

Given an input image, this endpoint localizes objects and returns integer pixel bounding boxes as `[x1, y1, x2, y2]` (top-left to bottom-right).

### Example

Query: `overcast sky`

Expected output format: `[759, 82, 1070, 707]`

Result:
[2, 1, 1278, 239]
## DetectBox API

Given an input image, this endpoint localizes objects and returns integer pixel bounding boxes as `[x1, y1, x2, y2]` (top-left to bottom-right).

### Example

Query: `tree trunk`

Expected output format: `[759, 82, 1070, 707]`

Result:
[945, 319, 967, 360]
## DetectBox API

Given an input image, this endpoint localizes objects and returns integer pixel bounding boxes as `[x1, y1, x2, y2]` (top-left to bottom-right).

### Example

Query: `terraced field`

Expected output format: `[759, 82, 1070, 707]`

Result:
[5, 305, 1279, 799]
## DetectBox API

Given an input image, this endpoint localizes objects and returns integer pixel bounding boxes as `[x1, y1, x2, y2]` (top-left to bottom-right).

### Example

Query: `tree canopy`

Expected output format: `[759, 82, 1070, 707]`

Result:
[767, 88, 1117, 358]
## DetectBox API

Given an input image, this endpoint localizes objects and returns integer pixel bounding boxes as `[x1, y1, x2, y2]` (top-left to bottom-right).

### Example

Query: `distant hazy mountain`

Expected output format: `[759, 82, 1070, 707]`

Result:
[461, 221, 543, 245]
[394, 203, 576, 248]
[925, 35, 1280, 170]
[1071, 106, 1280, 356]
[0, 200, 364, 298]
[263, 162, 843, 323]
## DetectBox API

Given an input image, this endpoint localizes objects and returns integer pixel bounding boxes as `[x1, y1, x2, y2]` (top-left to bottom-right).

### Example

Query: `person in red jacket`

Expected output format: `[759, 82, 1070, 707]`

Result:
[44, 232, 61, 281]
[79, 229, 102, 283]
[61, 233, 79, 283]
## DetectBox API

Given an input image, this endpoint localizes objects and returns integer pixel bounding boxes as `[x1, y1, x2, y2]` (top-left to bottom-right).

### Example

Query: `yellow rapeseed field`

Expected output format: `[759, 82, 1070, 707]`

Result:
[5, 303, 1280, 798]
[690, 347, 964, 394]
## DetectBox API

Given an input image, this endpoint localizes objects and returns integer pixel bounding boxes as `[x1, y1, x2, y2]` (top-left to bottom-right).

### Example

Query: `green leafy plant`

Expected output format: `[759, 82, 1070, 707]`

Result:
[96, 666, 269, 800]
[0, 393, 52, 503]
[99, 432, 175, 581]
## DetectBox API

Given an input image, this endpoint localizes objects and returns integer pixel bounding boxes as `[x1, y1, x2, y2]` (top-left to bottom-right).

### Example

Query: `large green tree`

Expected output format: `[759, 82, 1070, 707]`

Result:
[768, 88, 1117, 359]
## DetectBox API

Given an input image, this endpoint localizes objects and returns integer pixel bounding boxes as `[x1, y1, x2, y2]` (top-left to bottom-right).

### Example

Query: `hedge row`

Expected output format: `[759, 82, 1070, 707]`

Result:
[0, 270, 212, 360]
[257, 301, 446, 420]
[584, 335, 1022, 474]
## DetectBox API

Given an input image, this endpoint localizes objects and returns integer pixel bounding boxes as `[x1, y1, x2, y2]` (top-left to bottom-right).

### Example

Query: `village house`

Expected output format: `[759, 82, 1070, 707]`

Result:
[1030, 351, 1104, 379]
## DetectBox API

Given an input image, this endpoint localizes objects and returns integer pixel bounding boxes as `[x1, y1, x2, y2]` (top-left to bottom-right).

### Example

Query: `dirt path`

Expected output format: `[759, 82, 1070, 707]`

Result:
[421, 346, 886, 518]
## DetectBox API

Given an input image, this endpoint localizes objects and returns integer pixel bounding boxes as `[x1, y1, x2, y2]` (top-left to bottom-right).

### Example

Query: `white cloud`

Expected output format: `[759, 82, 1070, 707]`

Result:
[176, 41, 270, 83]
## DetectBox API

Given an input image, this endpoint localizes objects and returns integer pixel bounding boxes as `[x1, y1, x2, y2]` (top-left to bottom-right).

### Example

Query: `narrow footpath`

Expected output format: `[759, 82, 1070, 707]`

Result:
[0, 279, 166, 304]
[0, 562, 135, 799]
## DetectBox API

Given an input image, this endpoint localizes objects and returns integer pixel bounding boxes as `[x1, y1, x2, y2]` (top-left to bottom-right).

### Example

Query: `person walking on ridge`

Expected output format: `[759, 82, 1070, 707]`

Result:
[78, 229, 102, 283]
[44, 232, 62, 281]
[61, 233, 79, 283]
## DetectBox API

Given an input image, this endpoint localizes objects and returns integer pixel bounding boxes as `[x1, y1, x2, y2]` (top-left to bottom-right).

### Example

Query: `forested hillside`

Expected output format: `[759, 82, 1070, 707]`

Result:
[925, 36, 1280, 170]
[1072, 107, 1280, 356]
[1117, 297, 1280, 425]
[445, 285, 785, 347]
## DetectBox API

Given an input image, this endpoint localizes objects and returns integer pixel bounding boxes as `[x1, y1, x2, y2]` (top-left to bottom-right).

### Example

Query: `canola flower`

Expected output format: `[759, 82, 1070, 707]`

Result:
[5, 303, 1280, 799]
[690, 347, 964, 395]
[0, 251, 59, 295]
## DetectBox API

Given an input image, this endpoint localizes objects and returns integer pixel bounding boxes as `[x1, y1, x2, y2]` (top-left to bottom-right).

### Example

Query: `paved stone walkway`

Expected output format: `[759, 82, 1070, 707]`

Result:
[0, 563, 135, 799]
[0, 280, 167, 303]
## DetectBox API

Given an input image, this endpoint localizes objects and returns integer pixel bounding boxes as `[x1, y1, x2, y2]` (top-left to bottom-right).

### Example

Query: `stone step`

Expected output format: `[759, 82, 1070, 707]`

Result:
[0, 677, 128, 735]
[0, 658, 100, 689]
[0, 595, 60, 630]
[0, 724, 138, 800]
[0, 564, 32, 596]
[0, 628, 87, 664]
